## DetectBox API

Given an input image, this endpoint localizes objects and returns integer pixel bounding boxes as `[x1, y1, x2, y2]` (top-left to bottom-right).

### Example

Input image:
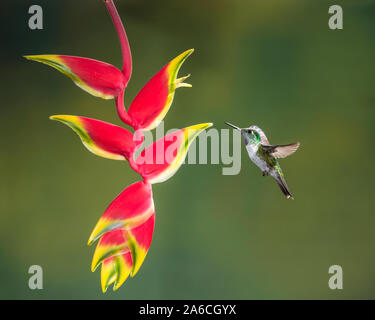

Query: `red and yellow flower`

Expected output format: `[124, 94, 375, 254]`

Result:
[26, 0, 212, 292]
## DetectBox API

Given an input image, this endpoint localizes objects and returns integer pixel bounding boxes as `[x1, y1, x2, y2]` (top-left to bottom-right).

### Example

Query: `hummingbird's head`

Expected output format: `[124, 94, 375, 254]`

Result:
[242, 127, 261, 145]
[225, 122, 260, 145]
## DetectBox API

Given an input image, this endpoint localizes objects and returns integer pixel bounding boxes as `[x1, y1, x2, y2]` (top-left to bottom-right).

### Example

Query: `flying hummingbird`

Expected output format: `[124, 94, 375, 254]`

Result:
[225, 122, 300, 199]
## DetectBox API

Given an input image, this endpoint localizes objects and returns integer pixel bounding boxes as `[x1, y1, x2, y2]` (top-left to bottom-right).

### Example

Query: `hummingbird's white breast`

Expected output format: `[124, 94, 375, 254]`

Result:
[245, 143, 270, 173]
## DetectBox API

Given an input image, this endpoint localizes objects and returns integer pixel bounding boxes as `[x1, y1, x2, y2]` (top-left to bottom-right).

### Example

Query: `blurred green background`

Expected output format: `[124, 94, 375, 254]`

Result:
[1, 0, 375, 299]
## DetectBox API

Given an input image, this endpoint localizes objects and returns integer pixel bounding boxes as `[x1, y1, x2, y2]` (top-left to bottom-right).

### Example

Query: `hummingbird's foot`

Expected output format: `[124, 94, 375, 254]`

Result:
[262, 171, 268, 176]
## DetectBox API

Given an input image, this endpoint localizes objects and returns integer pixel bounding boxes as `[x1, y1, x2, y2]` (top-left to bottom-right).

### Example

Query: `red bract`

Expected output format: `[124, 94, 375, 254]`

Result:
[27, 0, 212, 292]
[88, 181, 154, 245]
[127, 49, 194, 130]
[133, 123, 212, 184]
[50, 115, 142, 161]
[24, 55, 127, 99]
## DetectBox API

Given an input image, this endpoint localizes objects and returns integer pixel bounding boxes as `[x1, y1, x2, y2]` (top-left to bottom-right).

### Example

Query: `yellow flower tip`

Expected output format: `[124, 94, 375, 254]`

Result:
[49, 114, 75, 123]
[91, 246, 105, 272]
[91, 260, 99, 273]
[23, 55, 42, 62]
[24, 55, 60, 65]
[87, 237, 94, 246]
[177, 49, 194, 61]
[87, 218, 116, 246]
[87, 226, 101, 246]
[113, 282, 121, 291]
[130, 263, 143, 277]
[169, 49, 194, 75]
[49, 115, 82, 130]
[206, 122, 214, 129]
[178, 49, 194, 64]
[190, 122, 213, 131]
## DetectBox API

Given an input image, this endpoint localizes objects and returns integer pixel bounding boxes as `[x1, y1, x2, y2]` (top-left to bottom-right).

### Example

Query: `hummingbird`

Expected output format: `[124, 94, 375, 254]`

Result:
[225, 122, 300, 199]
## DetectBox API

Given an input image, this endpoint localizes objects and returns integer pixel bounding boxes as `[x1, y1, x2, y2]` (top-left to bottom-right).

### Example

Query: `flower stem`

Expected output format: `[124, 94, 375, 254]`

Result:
[104, 0, 132, 83]
[115, 89, 133, 126]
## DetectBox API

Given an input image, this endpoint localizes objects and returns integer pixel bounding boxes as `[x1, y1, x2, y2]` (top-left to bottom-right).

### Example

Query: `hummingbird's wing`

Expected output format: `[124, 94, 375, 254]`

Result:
[262, 142, 300, 159]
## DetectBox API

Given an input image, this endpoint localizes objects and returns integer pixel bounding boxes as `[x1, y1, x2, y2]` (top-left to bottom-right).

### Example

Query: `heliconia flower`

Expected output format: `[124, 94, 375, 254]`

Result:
[94, 213, 155, 280]
[24, 55, 127, 100]
[91, 229, 133, 292]
[127, 49, 194, 131]
[101, 252, 133, 292]
[89, 183, 155, 291]
[133, 123, 213, 184]
[50, 115, 142, 161]
[88, 181, 154, 245]
[29, 0, 213, 293]
[91, 229, 129, 272]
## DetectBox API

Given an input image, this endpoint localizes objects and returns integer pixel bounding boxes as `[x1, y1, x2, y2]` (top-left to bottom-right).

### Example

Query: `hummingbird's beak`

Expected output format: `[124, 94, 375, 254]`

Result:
[225, 122, 241, 131]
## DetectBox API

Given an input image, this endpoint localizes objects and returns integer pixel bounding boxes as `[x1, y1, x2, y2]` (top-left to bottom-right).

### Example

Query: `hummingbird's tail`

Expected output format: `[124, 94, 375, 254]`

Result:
[274, 174, 293, 200]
